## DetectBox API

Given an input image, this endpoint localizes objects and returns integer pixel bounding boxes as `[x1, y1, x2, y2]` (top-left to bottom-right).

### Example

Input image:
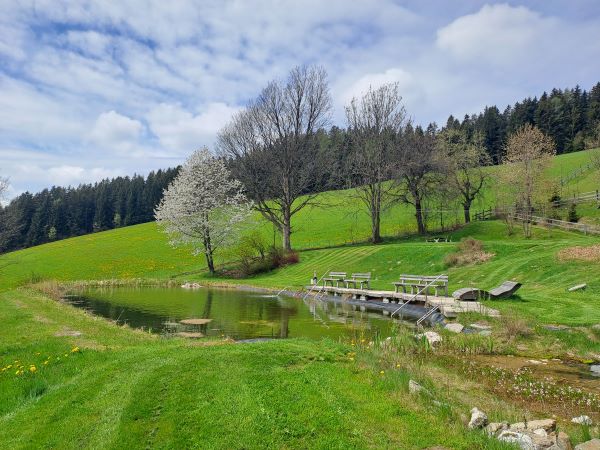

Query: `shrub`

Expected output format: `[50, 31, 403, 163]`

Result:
[567, 202, 579, 223]
[444, 238, 494, 267]
[232, 232, 300, 276]
[499, 314, 532, 341]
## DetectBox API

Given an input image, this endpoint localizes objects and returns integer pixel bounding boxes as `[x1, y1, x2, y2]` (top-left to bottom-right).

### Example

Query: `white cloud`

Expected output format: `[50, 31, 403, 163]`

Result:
[89, 110, 144, 154]
[436, 4, 557, 65]
[146, 102, 241, 153]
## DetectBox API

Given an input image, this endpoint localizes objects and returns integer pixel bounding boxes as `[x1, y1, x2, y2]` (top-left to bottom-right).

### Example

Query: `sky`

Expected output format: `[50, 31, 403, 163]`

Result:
[1, 0, 600, 199]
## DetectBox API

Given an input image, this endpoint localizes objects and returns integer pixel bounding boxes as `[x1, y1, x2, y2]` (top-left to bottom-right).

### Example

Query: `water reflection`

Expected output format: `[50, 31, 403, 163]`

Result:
[65, 286, 395, 341]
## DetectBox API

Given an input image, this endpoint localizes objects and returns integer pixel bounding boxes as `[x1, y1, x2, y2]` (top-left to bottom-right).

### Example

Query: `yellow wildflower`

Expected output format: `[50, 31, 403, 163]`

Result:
[43, 361, 49, 365]
[71, 347, 80, 353]
[29, 365, 37, 373]
[349, 357, 355, 362]
[380, 370, 385, 375]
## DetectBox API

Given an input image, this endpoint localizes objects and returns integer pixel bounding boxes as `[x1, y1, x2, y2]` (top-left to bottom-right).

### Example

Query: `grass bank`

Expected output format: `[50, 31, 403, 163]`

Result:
[0, 288, 513, 449]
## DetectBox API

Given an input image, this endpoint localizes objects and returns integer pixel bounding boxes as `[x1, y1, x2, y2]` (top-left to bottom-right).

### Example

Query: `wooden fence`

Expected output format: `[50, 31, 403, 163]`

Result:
[512, 213, 600, 235]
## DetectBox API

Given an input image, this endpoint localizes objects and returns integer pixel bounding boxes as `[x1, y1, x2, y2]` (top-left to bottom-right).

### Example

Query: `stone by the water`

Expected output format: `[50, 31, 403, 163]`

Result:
[572, 415, 592, 426]
[445, 323, 464, 333]
[468, 407, 488, 429]
[575, 439, 600, 450]
[590, 365, 600, 376]
[175, 332, 204, 338]
[180, 318, 213, 325]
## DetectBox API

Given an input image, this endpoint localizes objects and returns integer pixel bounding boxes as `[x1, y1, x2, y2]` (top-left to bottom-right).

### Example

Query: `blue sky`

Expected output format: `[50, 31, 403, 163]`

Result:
[1, 0, 599, 199]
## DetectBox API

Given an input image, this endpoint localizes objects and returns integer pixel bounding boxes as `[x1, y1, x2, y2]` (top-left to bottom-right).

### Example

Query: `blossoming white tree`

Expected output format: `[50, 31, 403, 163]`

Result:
[154, 148, 252, 274]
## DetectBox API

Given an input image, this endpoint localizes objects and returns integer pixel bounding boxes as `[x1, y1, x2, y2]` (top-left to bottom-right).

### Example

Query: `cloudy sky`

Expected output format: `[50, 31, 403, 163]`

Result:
[1, 0, 599, 198]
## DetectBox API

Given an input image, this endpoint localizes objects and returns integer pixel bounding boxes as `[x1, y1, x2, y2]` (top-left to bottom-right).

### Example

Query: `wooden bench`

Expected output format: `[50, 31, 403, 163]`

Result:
[322, 271, 347, 287]
[392, 274, 448, 297]
[344, 273, 371, 289]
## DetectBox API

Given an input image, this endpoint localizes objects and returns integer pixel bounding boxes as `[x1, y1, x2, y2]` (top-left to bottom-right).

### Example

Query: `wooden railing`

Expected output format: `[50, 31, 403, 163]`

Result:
[512, 213, 600, 235]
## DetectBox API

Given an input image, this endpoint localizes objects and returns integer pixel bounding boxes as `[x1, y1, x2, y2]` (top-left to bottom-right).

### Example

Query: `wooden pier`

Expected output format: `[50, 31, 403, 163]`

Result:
[305, 285, 500, 319]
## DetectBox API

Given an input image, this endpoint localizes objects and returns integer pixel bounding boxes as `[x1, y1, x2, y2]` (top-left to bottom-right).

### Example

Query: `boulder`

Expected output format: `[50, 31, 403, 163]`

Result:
[445, 323, 464, 333]
[527, 419, 556, 432]
[486, 422, 508, 436]
[574, 439, 600, 450]
[409, 379, 424, 394]
[416, 331, 443, 346]
[511, 422, 527, 431]
[498, 430, 535, 450]
[468, 407, 488, 429]
[572, 415, 593, 426]
[590, 365, 600, 376]
[555, 431, 573, 450]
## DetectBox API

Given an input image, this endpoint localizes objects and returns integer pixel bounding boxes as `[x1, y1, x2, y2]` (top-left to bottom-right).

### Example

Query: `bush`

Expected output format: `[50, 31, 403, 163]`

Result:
[567, 203, 579, 223]
[444, 238, 493, 267]
[232, 232, 299, 276]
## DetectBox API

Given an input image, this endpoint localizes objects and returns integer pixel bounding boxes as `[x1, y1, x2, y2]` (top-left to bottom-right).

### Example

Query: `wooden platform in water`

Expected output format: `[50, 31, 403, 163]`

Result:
[305, 285, 500, 318]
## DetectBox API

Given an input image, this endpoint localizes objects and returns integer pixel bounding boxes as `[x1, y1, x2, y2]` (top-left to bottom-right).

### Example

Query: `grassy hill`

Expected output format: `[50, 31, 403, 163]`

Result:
[2, 150, 600, 449]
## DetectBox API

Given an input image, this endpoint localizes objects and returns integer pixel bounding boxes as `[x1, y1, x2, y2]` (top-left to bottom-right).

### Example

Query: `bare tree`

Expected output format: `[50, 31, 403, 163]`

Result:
[396, 125, 444, 234]
[345, 83, 407, 243]
[503, 124, 556, 238]
[438, 128, 491, 223]
[218, 65, 332, 251]
[155, 148, 252, 274]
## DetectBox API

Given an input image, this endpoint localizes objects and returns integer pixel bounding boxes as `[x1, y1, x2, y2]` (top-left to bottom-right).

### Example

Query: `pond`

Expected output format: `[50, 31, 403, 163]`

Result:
[64, 286, 396, 341]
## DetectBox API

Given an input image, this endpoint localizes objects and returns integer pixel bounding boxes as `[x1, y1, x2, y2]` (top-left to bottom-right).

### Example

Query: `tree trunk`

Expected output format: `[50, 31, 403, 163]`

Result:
[463, 201, 471, 223]
[370, 185, 382, 243]
[204, 229, 215, 275]
[205, 251, 215, 275]
[282, 206, 292, 252]
[415, 197, 426, 234]
[371, 209, 381, 243]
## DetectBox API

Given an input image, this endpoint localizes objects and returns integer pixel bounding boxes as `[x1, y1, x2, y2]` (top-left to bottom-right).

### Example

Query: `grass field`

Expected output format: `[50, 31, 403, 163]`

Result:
[0, 288, 512, 449]
[1, 149, 600, 448]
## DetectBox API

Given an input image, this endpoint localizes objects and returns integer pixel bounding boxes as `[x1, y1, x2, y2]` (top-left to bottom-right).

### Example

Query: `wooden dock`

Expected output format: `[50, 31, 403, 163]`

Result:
[305, 285, 500, 319]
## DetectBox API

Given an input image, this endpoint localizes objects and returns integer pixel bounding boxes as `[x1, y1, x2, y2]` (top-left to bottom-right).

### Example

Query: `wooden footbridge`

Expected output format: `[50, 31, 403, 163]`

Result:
[304, 271, 499, 323]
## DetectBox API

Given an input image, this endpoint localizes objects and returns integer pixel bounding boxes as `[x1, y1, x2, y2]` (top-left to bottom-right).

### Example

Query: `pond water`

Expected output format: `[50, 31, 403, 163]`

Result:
[65, 286, 396, 341]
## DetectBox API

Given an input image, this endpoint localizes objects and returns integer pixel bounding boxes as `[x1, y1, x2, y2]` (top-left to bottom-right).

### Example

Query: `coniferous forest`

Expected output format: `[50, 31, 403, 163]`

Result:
[1, 82, 600, 253]
[0, 168, 179, 253]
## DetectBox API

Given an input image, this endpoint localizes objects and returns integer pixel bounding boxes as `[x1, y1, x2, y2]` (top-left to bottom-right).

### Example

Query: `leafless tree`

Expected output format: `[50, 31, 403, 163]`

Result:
[218, 65, 332, 251]
[0, 176, 7, 200]
[438, 128, 491, 223]
[345, 83, 406, 243]
[503, 124, 556, 238]
[396, 125, 444, 234]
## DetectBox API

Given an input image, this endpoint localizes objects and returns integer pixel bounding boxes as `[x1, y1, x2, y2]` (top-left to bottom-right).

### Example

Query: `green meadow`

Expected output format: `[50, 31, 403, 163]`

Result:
[1, 149, 600, 448]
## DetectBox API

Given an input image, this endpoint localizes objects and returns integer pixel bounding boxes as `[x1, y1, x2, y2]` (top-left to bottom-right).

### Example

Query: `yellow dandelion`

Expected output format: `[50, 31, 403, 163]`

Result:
[71, 347, 80, 353]
[396, 364, 401, 368]
[380, 370, 385, 375]
[43, 361, 49, 365]
[349, 357, 355, 361]
[7, 364, 12, 369]
[29, 365, 37, 373]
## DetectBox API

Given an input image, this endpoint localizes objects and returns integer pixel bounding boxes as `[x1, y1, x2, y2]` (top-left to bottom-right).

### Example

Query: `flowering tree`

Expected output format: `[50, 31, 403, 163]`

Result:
[155, 148, 252, 274]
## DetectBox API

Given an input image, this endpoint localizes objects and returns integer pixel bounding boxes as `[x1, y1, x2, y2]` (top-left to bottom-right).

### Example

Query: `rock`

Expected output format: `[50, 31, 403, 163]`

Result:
[181, 282, 202, 289]
[543, 324, 570, 332]
[486, 422, 508, 436]
[511, 422, 527, 431]
[590, 365, 600, 376]
[445, 323, 464, 333]
[568, 284, 587, 292]
[179, 318, 213, 325]
[409, 379, 423, 394]
[574, 439, 600, 450]
[470, 322, 492, 331]
[527, 419, 556, 432]
[533, 429, 548, 437]
[416, 331, 443, 346]
[498, 430, 535, 450]
[530, 432, 557, 449]
[572, 415, 593, 426]
[468, 407, 488, 429]
[555, 431, 573, 450]
[527, 359, 544, 365]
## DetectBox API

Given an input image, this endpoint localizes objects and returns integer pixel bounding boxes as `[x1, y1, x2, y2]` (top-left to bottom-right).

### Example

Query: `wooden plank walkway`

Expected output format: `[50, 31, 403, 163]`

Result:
[305, 286, 500, 319]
